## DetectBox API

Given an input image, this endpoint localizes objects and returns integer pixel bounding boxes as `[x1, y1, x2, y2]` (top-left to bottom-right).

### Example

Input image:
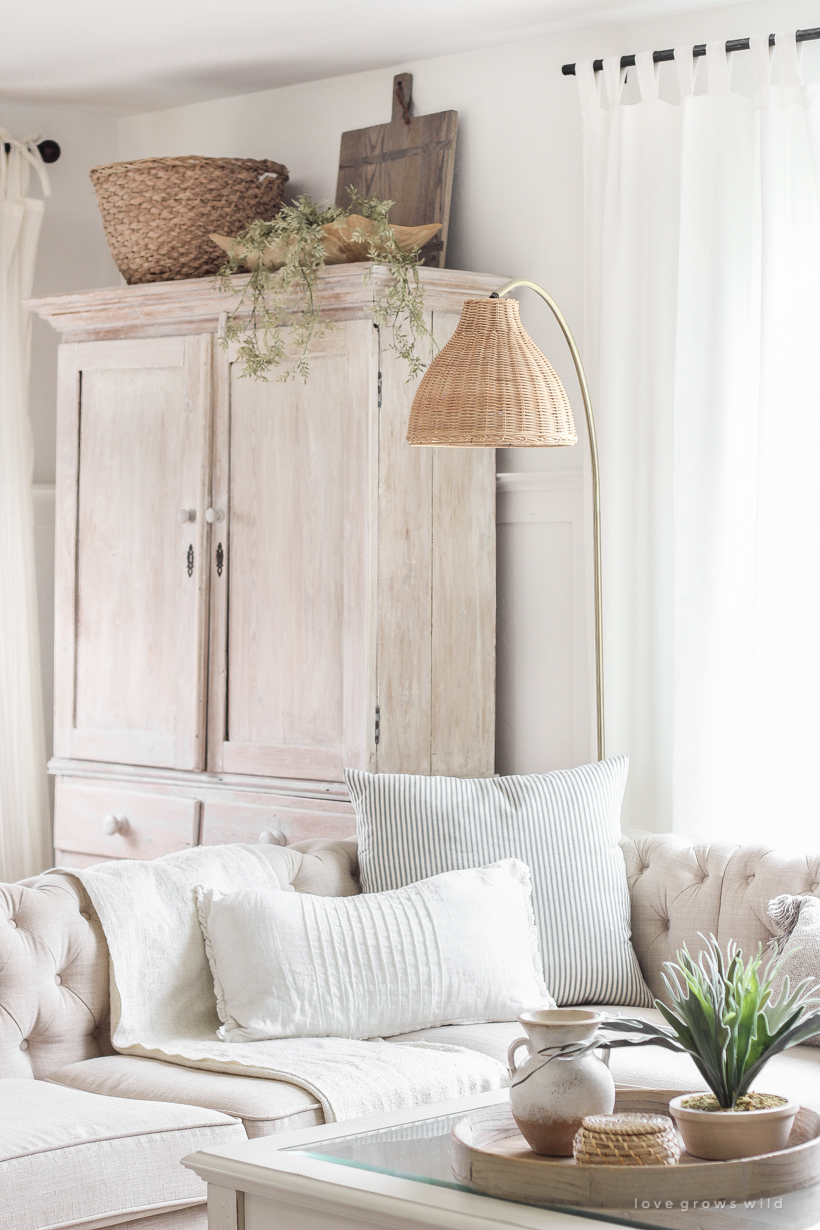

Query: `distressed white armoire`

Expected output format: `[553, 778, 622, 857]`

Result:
[30, 265, 499, 865]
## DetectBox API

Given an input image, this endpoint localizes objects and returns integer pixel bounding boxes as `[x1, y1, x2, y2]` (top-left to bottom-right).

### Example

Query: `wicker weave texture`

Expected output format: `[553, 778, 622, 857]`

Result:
[406, 297, 578, 447]
[574, 1114, 681, 1167]
[89, 156, 289, 284]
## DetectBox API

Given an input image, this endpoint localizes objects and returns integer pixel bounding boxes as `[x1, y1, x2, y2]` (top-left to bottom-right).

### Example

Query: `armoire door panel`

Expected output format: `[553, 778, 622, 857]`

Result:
[56, 335, 212, 771]
[227, 361, 345, 750]
[210, 321, 375, 781]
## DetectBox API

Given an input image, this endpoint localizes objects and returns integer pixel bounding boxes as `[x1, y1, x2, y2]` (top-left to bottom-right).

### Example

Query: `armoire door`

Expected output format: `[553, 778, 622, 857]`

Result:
[207, 322, 376, 782]
[53, 335, 212, 770]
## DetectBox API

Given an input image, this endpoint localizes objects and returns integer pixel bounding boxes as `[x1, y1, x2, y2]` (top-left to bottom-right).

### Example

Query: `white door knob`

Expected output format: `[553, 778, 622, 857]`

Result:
[102, 814, 130, 836]
[205, 508, 225, 524]
[258, 829, 287, 846]
[178, 509, 196, 523]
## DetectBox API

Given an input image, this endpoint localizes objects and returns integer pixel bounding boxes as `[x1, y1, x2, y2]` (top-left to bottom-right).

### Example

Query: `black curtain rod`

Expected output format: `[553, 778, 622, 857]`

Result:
[562, 26, 820, 75]
[1, 139, 61, 163]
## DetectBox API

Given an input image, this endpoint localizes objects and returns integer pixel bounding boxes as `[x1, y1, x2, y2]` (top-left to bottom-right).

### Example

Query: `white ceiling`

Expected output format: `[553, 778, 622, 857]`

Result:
[2, 0, 748, 114]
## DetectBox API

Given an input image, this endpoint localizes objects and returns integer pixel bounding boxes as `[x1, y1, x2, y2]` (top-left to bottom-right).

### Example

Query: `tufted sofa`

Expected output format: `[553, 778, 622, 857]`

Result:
[4, 831, 820, 1230]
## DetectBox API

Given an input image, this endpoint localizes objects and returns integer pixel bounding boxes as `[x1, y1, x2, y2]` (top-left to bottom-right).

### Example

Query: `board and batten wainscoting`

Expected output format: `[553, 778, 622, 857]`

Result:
[496, 469, 594, 775]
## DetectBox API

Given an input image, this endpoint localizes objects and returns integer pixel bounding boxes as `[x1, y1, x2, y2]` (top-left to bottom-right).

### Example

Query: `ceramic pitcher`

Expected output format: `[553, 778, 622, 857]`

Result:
[507, 1008, 615, 1156]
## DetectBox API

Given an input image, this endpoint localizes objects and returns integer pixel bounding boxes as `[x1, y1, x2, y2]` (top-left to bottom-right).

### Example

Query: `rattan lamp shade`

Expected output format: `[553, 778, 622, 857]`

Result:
[406, 297, 578, 447]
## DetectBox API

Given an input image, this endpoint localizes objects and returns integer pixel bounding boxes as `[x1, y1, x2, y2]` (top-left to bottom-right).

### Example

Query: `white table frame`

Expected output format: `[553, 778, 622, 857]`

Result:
[183, 1088, 607, 1230]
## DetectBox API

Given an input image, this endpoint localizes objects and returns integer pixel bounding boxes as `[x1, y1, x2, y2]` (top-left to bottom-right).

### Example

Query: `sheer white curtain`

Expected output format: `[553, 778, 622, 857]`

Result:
[0, 133, 52, 880]
[579, 32, 820, 845]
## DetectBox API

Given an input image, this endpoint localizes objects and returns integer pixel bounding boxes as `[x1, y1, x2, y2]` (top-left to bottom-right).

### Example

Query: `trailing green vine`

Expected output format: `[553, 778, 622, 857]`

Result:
[216, 189, 436, 382]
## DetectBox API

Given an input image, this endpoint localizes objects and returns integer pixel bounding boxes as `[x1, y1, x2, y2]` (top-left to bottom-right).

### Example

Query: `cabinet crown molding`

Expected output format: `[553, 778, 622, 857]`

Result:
[27, 265, 509, 343]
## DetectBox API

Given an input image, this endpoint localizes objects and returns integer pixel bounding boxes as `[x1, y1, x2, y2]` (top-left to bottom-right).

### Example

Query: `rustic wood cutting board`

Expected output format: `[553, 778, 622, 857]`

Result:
[335, 73, 457, 268]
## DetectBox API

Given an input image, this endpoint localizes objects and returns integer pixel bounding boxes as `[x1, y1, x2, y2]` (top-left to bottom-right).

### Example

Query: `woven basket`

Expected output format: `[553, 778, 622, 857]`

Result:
[89, 156, 289, 284]
[574, 1114, 681, 1167]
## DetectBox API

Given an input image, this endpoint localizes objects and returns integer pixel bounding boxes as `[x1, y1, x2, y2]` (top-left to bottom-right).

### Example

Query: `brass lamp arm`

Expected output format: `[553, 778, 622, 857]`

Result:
[494, 279, 605, 761]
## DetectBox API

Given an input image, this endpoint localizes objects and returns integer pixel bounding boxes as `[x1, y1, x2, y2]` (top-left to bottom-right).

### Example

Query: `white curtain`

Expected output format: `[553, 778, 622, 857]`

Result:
[0, 133, 52, 880]
[579, 32, 820, 845]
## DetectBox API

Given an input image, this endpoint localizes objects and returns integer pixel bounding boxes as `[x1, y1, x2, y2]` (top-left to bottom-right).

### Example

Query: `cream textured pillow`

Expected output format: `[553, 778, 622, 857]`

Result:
[768, 893, 820, 1047]
[196, 860, 553, 1041]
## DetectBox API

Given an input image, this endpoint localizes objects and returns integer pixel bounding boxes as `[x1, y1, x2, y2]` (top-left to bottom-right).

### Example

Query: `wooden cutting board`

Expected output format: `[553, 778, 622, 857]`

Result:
[335, 74, 457, 268]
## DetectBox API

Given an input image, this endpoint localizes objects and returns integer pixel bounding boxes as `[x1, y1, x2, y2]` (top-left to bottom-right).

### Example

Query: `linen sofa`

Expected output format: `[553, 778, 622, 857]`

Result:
[4, 830, 820, 1230]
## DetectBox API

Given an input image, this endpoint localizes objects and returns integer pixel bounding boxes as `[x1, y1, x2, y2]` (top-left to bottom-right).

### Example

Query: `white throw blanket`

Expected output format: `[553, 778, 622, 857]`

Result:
[61, 845, 507, 1121]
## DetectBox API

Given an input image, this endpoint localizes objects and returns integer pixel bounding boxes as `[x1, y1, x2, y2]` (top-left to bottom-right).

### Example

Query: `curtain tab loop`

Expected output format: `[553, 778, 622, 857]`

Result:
[675, 46, 695, 99]
[776, 31, 803, 90]
[576, 61, 602, 110]
[603, 55, 626, 111]
[706, 40, 732, 95]
[750, 34, 773, 88]
[635, 50, 659, 102]
[0, 132, 51, 200]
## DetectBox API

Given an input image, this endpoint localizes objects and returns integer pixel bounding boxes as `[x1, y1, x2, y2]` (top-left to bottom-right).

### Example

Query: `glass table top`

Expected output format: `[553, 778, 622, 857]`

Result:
[287, 1108, 820, 1230]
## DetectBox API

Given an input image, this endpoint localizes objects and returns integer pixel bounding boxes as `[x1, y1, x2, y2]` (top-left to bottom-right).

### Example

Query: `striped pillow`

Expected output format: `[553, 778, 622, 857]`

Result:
[345, 757, 651, 1008]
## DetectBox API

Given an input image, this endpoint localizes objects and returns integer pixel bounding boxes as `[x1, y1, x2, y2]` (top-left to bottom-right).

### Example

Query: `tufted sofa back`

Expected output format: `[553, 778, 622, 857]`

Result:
[2, 831, 818, 1079]
[621, 830, 820, 1000]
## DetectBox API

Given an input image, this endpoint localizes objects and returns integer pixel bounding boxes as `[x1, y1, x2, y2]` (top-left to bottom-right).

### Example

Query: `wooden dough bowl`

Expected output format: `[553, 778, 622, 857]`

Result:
[211, 216, 442, 272]
[450, 1090, 820, 1208]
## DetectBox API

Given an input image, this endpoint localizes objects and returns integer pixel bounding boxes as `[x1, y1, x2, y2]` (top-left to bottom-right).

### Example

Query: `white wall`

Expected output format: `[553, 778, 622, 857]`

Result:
[118, 0, 819, 804]
[1, 101, 119, 770]
[1, 102, 121, 483]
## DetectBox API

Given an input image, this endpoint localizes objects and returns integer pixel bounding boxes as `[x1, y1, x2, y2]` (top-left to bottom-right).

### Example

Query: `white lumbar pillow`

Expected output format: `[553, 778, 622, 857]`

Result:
[196, 859, 553, 1041]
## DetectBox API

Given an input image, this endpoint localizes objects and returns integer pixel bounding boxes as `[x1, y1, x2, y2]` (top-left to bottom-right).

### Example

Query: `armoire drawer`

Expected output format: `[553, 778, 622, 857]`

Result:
[201, 797, 356, 846]
[53, 850, 120, 869]
[54, 779, 199, 860]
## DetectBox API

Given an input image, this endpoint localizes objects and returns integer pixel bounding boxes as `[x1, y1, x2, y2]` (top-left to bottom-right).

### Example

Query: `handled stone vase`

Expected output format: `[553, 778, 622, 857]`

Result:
[507, 1008, 615, 1156]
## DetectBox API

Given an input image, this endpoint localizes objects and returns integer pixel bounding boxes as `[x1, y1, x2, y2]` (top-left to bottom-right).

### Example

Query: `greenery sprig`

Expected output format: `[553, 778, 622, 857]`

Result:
[599, 935, 820, 1108]
[216, 189, 435, 382]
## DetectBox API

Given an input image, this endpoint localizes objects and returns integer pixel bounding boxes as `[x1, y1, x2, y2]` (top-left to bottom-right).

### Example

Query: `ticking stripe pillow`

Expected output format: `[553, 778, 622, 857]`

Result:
[345, 757, 651, 1008]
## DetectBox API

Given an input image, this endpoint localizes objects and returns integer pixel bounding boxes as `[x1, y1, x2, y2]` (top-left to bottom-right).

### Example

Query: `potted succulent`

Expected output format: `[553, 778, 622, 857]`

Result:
[601, 936, 820, 1160]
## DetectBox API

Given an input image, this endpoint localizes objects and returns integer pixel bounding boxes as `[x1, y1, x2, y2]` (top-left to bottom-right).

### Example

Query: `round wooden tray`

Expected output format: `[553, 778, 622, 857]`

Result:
[450, 1089, 820, 1208]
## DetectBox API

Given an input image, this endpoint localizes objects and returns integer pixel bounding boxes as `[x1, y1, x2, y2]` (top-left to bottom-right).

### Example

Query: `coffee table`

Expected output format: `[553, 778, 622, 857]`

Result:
[182, 1088, 820, 1230]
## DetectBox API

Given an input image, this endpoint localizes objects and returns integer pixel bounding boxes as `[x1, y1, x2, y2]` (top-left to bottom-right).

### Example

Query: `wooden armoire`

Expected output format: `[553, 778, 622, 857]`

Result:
[30, 265, 499, 866]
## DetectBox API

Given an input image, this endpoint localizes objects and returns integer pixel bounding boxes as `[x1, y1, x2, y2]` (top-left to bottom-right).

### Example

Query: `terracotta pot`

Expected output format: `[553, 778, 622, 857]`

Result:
[669, 1094, 799, 1160]
[507, 1008, 615, 1157]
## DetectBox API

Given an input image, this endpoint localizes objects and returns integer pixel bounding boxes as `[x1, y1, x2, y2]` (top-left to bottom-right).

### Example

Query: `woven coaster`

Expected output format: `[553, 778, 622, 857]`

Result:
[574, 1113, 681, 1166]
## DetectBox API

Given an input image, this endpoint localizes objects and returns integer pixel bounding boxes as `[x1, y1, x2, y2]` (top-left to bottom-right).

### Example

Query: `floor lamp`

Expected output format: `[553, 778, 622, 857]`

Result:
[406, 280, 605, 761]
